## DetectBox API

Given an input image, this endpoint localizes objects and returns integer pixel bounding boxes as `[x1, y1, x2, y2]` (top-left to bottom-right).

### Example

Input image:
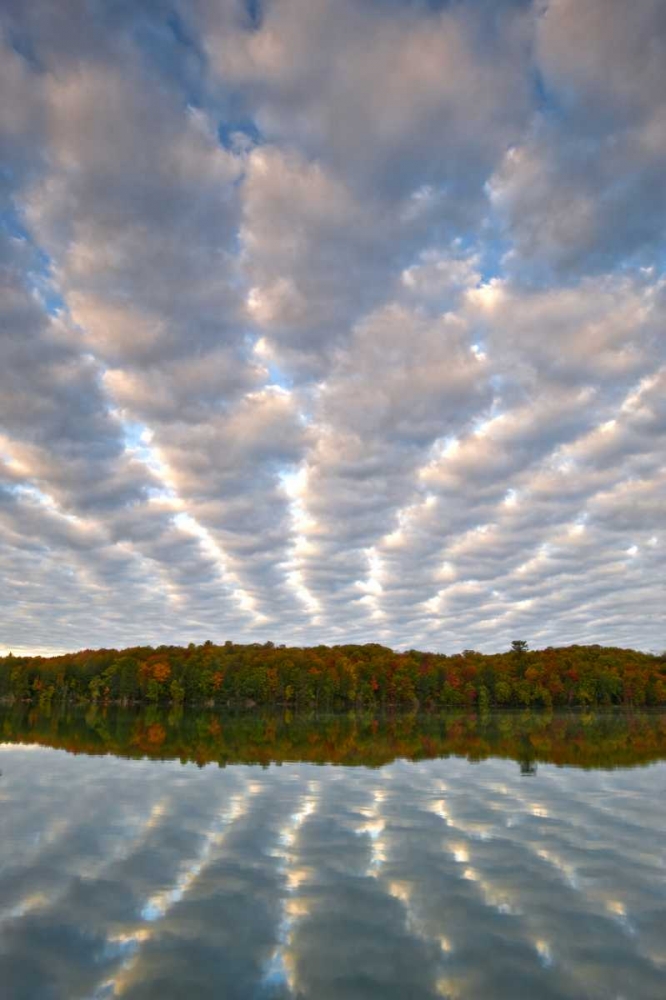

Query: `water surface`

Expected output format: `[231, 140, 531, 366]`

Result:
[1, 710, 665, 999]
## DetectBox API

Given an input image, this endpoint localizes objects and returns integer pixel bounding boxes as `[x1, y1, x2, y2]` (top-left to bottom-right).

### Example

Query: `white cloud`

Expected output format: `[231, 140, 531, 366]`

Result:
[0, 1, 664, 653]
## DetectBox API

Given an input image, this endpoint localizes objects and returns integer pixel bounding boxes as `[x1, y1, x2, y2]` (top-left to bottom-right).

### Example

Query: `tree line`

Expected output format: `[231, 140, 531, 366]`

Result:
[1, 639, 665, 709]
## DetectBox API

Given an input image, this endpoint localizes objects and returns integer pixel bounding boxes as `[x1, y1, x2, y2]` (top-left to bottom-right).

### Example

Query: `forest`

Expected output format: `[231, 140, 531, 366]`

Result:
[1, 639, 665, 709]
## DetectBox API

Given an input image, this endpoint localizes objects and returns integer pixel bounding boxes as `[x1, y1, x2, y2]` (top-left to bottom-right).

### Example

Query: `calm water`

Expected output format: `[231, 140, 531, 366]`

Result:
[1, 711, 665, 999]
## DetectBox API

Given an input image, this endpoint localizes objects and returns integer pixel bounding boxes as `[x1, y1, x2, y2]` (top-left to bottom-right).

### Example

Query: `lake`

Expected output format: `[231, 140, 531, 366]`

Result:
[1, 709, 665, 999]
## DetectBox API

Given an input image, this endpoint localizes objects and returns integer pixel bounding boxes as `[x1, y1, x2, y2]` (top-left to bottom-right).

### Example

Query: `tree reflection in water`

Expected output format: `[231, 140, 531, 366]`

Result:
[1, 706, 666, 770]
[0, 709, 665, 999]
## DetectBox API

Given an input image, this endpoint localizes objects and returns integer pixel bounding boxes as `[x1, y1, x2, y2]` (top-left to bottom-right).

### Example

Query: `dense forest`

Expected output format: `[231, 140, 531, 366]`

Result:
[1, 640, 665, 709]
[2, 706, 666, 771]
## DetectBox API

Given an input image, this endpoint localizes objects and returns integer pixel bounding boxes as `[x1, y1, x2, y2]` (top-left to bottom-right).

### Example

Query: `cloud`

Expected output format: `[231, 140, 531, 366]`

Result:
[200, 0, 533, 200]
[490, 0, 666, 275]
[0, 0, 664, 654]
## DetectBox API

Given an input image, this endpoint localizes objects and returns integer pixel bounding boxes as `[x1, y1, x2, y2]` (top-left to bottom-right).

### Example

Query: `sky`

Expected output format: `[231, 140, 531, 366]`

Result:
[0, 0, 664, 656]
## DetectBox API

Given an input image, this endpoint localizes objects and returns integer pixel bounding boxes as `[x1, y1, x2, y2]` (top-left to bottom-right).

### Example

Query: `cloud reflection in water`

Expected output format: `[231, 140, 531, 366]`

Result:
[0, 747, 664, 999]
